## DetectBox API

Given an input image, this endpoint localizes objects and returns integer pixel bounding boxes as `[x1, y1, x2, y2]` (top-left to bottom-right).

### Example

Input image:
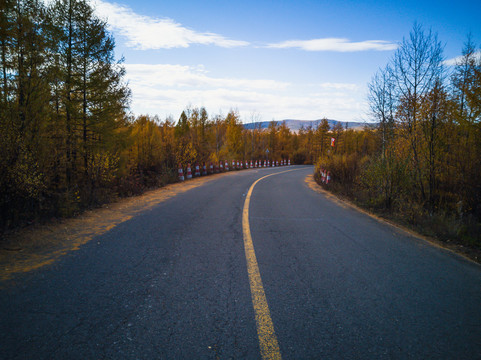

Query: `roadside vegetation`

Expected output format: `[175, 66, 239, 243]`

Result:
[315, 24, 481, 253]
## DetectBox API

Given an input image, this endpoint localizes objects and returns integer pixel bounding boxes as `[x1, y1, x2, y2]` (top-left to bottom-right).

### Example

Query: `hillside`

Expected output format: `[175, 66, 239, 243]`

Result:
[243, 119, 371, 132]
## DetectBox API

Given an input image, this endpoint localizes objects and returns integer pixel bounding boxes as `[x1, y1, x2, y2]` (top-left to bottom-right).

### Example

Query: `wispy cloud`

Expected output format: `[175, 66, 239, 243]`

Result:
[317, 83, 359, 90]
[444, 51, 481, 66]
[124, 63, 364, 121]
[267, 38, 398, 52]
[92, 0, 249, 49]
[89, 1, 395, 54]
[124, 64, 289, 90]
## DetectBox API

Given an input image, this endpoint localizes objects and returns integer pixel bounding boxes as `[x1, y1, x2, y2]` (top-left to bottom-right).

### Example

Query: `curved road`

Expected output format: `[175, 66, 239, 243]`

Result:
[1, 166, 480, 359]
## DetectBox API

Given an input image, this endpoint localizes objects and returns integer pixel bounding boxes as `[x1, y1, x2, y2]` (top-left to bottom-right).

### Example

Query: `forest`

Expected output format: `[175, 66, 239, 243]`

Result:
[1, 2, 480, 250]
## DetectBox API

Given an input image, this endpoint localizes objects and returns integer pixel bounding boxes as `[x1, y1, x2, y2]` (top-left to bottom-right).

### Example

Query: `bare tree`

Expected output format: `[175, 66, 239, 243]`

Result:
[368, 65, 396, 156]
[393, 22, 445, 202]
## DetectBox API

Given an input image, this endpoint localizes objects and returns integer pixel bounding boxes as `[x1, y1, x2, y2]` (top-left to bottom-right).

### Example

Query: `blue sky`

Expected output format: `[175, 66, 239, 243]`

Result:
[89, 0, 481, 123]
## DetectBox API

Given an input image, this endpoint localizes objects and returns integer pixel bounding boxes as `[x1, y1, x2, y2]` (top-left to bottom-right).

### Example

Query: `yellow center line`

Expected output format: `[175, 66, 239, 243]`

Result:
[243, 168, 300, 360]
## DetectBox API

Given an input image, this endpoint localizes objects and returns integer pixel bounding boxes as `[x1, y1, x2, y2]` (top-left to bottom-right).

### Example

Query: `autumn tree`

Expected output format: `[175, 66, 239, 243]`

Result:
[450, 36, 481, 216]
[0, 0, 51, 225]
[175, 110, 197, 166]
[314, 118, 330, 159]
[224, 110, 243, 159]
[277, 121, 292, 160]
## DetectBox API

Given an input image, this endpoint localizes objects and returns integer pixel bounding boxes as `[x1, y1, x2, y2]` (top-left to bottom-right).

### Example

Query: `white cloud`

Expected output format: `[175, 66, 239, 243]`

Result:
[91, 0, 249, 49]
[444, 51, 481, 66]
[317, 82, 359, 90]
[267, 38, 398, 52]
[124, 63, 290, 90]
[124, 63, 365, 122]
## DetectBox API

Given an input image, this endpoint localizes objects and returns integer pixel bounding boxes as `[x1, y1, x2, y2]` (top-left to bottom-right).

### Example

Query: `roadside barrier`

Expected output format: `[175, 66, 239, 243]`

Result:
[319, 168, 331, 184]
[177, 154, 293, 183]
[178, 164, 184, 181]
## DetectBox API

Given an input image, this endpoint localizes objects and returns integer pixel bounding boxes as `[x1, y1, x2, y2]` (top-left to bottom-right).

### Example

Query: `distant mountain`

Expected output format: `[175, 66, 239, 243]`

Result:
[243, 119, 373, 132]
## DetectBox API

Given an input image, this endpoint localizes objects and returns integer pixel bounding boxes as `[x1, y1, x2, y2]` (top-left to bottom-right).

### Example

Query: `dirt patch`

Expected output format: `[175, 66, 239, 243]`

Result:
[0, 174, 229, 281]
[305, 174, 481, 265]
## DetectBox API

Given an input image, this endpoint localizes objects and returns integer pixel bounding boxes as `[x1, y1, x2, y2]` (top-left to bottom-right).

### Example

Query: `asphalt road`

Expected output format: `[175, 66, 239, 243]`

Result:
[1, 165, 480, 359]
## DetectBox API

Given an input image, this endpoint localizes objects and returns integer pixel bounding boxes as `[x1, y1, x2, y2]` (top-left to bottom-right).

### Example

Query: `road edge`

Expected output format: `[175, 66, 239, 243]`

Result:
[0, 173, 231, 282]
[304, 174, 480, 266]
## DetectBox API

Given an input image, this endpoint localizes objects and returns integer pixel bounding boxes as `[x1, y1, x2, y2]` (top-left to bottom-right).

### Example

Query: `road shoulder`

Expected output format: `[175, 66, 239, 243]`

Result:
[0, 174, 226, 282]
[304, 174, 480, 265]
